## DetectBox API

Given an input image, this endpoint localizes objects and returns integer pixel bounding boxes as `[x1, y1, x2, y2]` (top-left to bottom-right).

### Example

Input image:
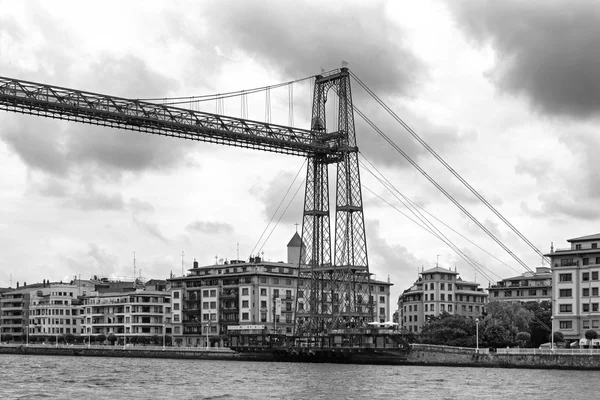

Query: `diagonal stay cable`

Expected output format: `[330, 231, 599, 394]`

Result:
[248, 159, 307, 259]
[351, 71, 548, 266]
[352, 103, 533, 273]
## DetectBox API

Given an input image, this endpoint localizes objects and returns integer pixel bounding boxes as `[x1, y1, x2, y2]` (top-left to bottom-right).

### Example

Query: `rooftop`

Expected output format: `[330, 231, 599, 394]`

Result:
[567, 233, 600, 242]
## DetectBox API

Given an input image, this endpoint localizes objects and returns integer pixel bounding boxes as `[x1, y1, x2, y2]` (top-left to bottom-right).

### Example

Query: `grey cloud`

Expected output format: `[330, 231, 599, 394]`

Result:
[61, 243, 119, 277]
[188, 0, 426, 96]
[449, 0, 600, 118]
[133, 216, 168, 243]
[252, 169, 305, 226]
[186, 220, 234, 234]
[514, 157, 553, 183]
[128, 198, 155, 214]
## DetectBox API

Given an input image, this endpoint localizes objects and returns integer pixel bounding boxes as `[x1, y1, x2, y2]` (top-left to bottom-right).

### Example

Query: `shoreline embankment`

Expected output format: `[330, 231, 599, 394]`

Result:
[4, 343, 600, 369]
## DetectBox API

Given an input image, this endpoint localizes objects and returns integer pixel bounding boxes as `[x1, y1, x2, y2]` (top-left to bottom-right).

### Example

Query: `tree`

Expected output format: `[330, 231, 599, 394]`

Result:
[64, 333, 75, 344]
[522, 301, 552, 347]
[419, 313, 477, 347]
[151, 335, 160, 345]
[485, 301, 534, 336]
[107, 334, 118, 345]
[516, 332, 531, 347]
[482, 325, 513, 348]
[175, 338, 183, 347]
[585, 329, 598, 347]
[552, 331, 564, 343]
[129, 336, 138, 345]
[96, 334, 107, 344]
[36, 336, 46, 344]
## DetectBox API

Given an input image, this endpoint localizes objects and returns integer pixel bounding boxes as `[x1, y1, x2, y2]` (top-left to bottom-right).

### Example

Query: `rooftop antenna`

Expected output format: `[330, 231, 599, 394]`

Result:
[294, 223, 299, 233]
[215, 255, 218, 265]
[436, 255, 440, 268]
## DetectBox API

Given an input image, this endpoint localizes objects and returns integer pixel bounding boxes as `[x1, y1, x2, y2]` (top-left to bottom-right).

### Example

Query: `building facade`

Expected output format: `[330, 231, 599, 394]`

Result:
[81, 290, 172, 343]
[548, 233, 600, 341]
[487, 267, 552, 303]
[398, 266, 488, 333]
[169, 232, 394, 347]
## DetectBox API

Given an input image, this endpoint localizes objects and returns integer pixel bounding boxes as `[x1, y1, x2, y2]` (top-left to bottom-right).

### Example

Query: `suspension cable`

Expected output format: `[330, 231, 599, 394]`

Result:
[350, 71, 548, 266]
[360, 154, 520, 275]
[352, 103, 534, 274]
[248, 159, 307, 259]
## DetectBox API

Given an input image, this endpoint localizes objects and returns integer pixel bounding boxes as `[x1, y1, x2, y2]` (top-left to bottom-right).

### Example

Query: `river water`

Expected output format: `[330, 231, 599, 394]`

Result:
[0, 354, 598, 399]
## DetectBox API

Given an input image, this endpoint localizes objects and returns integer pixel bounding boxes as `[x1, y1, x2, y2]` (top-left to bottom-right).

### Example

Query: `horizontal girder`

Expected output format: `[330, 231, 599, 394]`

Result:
[0, 76, 341, 158]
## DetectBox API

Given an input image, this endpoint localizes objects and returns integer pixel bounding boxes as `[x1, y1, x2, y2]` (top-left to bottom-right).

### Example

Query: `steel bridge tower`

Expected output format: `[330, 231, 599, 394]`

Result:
[295, 68, 372, 336]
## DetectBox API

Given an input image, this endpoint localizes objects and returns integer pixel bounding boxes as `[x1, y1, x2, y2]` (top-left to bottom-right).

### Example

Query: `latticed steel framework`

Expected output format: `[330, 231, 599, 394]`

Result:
[0, 68, 372, 336]
[294, 69, 372, 336]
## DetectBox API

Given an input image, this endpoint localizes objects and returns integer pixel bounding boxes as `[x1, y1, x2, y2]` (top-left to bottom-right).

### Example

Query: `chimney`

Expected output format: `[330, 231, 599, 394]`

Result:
[16, 281, 19, 288]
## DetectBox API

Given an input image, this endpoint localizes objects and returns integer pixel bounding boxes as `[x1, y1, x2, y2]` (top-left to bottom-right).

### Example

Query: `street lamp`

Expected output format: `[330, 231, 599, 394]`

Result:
[162, 323, 166, 350]
[551, 316, 554, 350]
[475, 318, 479, 354]
[206, 318, 211, 350]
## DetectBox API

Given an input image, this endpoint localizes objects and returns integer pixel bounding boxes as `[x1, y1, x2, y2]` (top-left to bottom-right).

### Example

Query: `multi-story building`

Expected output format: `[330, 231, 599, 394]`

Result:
[28, 280, 94, 338]
[547, 233, 600, 341]
[81, 290, 171, 344]
[0, 282, 39, 340]
[169, 232, 394, 347]
[398, 266, 488, 333]
[487, 267, 552, 303]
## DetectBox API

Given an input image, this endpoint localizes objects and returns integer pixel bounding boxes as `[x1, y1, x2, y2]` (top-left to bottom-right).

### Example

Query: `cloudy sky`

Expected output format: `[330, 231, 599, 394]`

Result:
[1, 0, 599, 305]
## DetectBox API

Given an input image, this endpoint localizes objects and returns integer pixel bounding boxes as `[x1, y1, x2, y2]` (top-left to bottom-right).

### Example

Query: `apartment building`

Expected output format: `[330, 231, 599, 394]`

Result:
[398, 266, 488, 333]
[487, 267, 552, 303]
[169, 232, 394, 347]
[548, 233, 600, 341]
[81, 290, 171, 343]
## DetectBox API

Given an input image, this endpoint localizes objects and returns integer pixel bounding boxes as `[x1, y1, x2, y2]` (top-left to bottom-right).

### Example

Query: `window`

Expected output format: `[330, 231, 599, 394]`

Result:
[380, 286, 385, 292]
[379, 296, 385, 303]
[425, 304, 428, 312]
[561, 259, 574, 267]
[594, 320, 600, 329]
[273, 278, 279, 284]
[594, 303, 599, 312]
[414, 305, 418, 312]
[203, 301, 209, 309]
[594, 288, 599, 296]
[594, 271, 599, 280]
[210, 289, 216, 297]
[447, 284, 452, 291]
[584, 258, 590, 266]
[430, 283, 434, 290]
[576, 244, 582, 250]
[173, 303, 179, 311]
[260, 277, 267, 283]
[468, 305, 473, 312]
[440, 304, 445, 312]
[414, 315, 418, 322]
[505, 291, 512, 297]
[559, 273, 572, 282]
[494, 292, 499, 297]
[560, 321, 572, 329]
[286, 279, 292, 285]
[210, 301, 216, 309]
[242, 288, 249, 296]
[203, 290, 209, 297]
[583, 320, 590, 329]
[594, 243, 598, 249]
[242, 312, 249, 320]
[430, 294, 435, 301]
[173, 315, 179, 322]
[583, 272, 590, 281]
[242, 300, 249, 308]
[448, 294, 452, 301]
[584, 288, 590, 297]
[260, 288, 267, 296]
[425, 294, 428, 301]
[559, 289, 572, 297]
[529, 289, 537, 296]
[174, 291, 180, 299]
[448, 305, 453, 312]
[430, 304, 435, 311]
[542, 289, 548, 296]
[260, 313, 267, 322]
[380, 307, 386, 315]
[440, 283, 445, 290]
[440, 294, 445, 301]
[560, 304, 572, 312]
[583, 303, 590, 312]
[260, 301, 267, 308]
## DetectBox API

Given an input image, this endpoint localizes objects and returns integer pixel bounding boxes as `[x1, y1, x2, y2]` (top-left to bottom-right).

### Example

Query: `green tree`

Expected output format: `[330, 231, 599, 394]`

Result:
[552, 331, 564, 343]
[36, 336, 46, 344]
[151, 335, 160, 345]
[585, 329, 598, 347]
[96, 334, 107, 344]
